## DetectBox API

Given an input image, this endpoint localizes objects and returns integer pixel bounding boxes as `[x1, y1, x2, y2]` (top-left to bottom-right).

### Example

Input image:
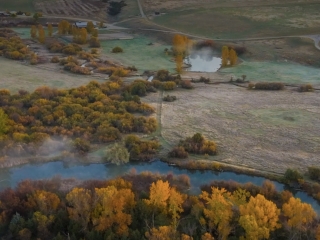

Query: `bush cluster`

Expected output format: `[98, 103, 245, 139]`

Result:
[180, 80, 194, 89]
[155, 69, 181, 82]
[0, 81, 157, 157]
[46, 40, 82, 55]
[249, 82, 285, 90]
[163, 95, 177, 102]
[169, 133, 217, 158]
[0, 34, 29, 60]
[97, 66, 129, 77]
[298, 84, 314, 92]
[125, 135, 160, 161]
[308, 166, 320, 181]
[112, 46, 123, 53]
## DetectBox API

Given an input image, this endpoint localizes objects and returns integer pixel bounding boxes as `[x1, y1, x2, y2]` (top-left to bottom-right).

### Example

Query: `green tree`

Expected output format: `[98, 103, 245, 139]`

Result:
[104, 143, 130, 165]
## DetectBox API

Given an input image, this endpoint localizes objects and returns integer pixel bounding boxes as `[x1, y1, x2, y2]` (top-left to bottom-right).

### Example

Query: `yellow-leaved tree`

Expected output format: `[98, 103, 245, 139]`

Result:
[282, 197, 316, 238]
[221, 46, 229, 67]
[145, 180, 185, 229]
[66, 188, 92, 231]
[92, 186, 135, 236]
[200, 187, 233, 240]
[239, 194, 280, 240]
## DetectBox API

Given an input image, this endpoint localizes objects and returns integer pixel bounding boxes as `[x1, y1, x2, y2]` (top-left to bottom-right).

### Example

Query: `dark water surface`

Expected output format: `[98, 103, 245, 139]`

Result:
[0, 160, 319, 213]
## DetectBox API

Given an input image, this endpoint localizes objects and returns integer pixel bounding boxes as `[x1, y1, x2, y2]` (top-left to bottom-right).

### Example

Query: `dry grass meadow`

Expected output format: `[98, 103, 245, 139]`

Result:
[0, 58, 103, 93]
[144, 82, 320, 174]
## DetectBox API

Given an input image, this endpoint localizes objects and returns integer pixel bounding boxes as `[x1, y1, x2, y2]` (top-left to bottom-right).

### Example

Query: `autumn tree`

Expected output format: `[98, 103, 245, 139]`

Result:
[80, 28, 88, 44]
[58, 20, 70, 35]
[66, 188, 92, 231]
[200, 187, 233, 240]
[30, 25, 37, 39]
[175, 54, 183, 74]
[86, 21, 95, 34]
[0, 109, 9, 137]
[173, 34, 189, 73]
[229, 48, 237, 66]
[47, 23, 53, 37]
[92, 186, 135, 236]
[145, 180, 185, 229]
[104, 142, 130, 165]
[221, 46, 229, 67]
[282, 197, 316, 238]
[239, 194, 280, 239]
[38, 25, 45, 44]
[145, 225, 178, 240]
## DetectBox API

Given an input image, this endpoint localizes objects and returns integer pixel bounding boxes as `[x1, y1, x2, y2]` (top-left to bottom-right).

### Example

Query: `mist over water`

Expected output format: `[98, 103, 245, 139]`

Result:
[185, 47, 221, 72]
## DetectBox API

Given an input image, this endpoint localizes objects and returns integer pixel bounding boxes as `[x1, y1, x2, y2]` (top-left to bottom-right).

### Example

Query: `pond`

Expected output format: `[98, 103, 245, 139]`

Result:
[0, 160, 319, 214]
[185, 47, 221, 72]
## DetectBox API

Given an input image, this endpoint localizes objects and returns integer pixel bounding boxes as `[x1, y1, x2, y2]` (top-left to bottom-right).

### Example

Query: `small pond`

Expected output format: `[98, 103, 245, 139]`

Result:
[0, 160, 319, 214]
[185, 47, 221, 72]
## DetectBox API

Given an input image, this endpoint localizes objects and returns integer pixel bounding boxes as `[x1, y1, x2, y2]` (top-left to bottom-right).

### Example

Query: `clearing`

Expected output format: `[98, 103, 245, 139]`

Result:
[146, 83, 320, 174]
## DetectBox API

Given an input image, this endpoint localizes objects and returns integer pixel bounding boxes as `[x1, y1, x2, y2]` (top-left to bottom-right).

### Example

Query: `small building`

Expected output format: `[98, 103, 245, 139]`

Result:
[0, 11, 10, 17]
[74, 21, 96, 28]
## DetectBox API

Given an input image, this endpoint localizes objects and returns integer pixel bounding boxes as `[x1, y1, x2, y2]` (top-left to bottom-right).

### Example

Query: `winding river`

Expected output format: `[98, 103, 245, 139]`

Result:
[0, 160, 319, 214]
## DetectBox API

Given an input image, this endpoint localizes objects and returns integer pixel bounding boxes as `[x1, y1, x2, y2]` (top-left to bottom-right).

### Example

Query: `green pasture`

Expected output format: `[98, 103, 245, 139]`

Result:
[100, 36, 175, 72]
[13, 27, 58, 39]
[220, 61, 320, 85]
[0, 0, 35, 12]
[153, 3, 320, 39]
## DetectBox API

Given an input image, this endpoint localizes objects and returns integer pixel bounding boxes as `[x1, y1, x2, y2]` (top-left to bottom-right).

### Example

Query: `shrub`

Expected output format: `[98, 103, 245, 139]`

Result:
[180, 80, 194, 89]
[78, 51, 94, 60]
[112, 46, 123, 53]
[73, 138, 90, 154]
[162, 81, 176, 90]
[284, 168, 303, 184]
[89, 37, 100, 48]
[50, 56, 60, 63]
[168, 146, 188, 158]
[199, 76, 210, 83]
[248, 83, 255, 90]
[61, 45, 76, 55]
[298, 84, 314, 92]
[163, 95, 177, 102]
[254, 82, 284, 90]
[156, 69, 170, 81]
[91, 48, 98, 54]
[308, 166, 320, 181]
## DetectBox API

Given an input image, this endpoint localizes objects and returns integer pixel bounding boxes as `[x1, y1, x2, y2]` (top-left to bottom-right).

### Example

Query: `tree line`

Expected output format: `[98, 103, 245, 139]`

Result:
[0, 174, 319, 240]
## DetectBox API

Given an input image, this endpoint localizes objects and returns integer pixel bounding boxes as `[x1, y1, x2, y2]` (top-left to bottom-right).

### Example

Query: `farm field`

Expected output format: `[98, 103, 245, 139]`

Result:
[151, 2, 320, 39]
[150, 83, 320, 174]
[0, 0, 34, 12]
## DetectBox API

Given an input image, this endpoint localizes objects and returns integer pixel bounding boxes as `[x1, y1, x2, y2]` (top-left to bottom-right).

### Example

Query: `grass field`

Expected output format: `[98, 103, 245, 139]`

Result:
[13, 27, 58, 39]
[0, 58, 102, 93]
[100, 36, 175, 72]
[0, 0, 35, 12]
[153, 2, 320, 39]
[153, 83, 320, 174]
[220, 61, 320, 85]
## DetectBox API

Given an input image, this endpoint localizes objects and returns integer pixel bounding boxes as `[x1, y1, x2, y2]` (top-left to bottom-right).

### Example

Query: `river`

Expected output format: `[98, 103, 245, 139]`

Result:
[0, 160, 319, 214]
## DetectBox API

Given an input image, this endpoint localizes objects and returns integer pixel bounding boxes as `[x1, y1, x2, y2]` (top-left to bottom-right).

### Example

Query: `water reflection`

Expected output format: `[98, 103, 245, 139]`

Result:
[1, 161, 319, 213]
[185, 47, 221, 72]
